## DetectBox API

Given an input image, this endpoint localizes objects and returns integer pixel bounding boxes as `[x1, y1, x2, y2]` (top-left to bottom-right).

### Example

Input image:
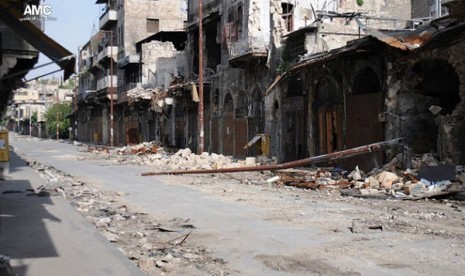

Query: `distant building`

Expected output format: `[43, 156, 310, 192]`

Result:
[9, 79, 73, 137]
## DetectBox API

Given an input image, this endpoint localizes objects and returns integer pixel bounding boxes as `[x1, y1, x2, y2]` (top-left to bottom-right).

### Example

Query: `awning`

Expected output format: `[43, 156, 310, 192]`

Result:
[0, 1, 76, 80]
[355, 15, 465, 52]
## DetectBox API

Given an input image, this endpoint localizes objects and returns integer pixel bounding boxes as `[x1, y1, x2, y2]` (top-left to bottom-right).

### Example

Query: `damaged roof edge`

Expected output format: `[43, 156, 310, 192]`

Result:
[359, 15, 465, 52]
[0, 1, 76, 80]
[266, 15, 465, 95]
[265, 40, 366, 96]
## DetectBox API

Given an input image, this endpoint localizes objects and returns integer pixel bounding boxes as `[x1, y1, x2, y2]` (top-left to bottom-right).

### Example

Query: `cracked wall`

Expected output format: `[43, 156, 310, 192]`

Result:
[385, 41, 465, 164]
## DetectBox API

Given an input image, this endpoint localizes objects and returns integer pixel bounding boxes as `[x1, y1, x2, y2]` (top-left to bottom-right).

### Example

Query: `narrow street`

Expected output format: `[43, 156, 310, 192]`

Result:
[6, 134, 465, 275]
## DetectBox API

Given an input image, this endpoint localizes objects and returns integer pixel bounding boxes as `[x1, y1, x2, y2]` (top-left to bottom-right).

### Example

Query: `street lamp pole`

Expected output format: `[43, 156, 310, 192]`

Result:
[198, 0, 204, 154]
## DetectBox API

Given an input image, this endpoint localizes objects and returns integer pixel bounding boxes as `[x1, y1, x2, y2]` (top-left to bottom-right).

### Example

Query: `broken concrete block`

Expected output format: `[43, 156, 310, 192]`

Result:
[404, 183, 427, 195]
[162, 263, 174, 272]
[391, 183, 404, 190]
[360, 189, 381, 195]
[421, 153, 439, 166]
[353, 181, 365, 188]
[377, 171, 399, 189]
[349, 166, 362, 181]
[367, 177, 380, 188]
[113, 214, 126, 221]
[134, 231, 144, 238]
[140, 243, 153, 251]
[139, 257, 155, 270]
[102, 231, 118, 242]
[175, 148, 192, 157]
[138, 237, 148, 246]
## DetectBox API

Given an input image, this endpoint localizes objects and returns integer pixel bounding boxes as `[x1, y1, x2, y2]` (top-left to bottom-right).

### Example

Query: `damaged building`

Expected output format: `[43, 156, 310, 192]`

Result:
[74, 0, 465, 171]
[0, 0, 74, 117]
[184, 0, 413, 163]
[76, 0, 187, 145]
[266, 0, 465, 169]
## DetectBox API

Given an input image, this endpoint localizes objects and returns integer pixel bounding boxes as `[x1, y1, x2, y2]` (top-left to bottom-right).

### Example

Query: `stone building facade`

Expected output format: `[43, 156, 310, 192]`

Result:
[75, 0, 465, 169]
[76, 0, 187, 145]
[268, 0, 465, 168]
[184, 0, 414, 161]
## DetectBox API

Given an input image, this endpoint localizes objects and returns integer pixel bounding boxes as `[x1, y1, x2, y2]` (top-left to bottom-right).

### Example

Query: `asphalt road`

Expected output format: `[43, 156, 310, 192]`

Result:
[0, 138, 143, 276]
[10, 135, 453, 275]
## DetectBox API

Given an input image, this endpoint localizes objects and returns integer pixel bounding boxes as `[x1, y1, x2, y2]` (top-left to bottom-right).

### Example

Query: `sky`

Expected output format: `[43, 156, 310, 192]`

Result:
[25, 0, 102, 80]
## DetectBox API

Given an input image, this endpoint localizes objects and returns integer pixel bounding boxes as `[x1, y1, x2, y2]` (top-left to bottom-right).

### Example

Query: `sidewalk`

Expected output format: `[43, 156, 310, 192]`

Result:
[0, 149, 143, 276]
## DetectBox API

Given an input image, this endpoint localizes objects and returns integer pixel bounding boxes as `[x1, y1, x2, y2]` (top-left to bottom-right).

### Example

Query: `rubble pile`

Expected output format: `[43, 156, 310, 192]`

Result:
[140, 148, 248, 171]
[87, 142, 253, 172]
[84, 140, 464, 200]
[115, 141, 160, 156]
[126, 86, 159, 102]
[26, 160, 230, 275]
[277, 153, 464, 200]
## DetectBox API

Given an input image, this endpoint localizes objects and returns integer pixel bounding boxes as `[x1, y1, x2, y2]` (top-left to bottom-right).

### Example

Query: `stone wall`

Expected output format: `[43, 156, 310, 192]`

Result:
[124, 0, 186, 56]
[384, 40, 465, 165]
[141, 41, 178, 88]
[339, 0, 411, 20]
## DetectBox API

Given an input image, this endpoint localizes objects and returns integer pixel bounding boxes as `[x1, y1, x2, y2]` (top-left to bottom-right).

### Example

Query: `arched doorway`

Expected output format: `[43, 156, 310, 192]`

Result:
[283, 75, 306, 161]
[234, 90, 248, 158]
[314, 76, 342, 156]
[346, 67, 384, 170]
[407, 59, 460, 161]
[248, 88, 265, 156]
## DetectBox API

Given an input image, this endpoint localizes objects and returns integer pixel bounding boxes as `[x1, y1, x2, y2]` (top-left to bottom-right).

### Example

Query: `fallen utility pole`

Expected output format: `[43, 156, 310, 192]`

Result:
[142, 138, 403, 176]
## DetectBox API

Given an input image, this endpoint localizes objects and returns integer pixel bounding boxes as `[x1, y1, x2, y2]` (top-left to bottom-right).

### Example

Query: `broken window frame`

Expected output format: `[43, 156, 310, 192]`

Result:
[281, 3, 294, 32]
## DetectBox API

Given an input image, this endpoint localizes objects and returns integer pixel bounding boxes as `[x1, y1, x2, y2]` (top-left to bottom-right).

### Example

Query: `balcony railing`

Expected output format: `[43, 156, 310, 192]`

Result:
[229, 35, 268, 59]
[99, 9, 117, 30]
[97, 46, 118, 62]
[118, 54, 141, 68]
[97, 75, 118, 91]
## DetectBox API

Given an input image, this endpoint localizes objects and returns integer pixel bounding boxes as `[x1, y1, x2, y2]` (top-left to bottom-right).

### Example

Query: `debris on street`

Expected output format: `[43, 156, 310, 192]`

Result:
[273, 152, 465, 200]
[25, 159, 230, 276]
[83, 139, 465, 201]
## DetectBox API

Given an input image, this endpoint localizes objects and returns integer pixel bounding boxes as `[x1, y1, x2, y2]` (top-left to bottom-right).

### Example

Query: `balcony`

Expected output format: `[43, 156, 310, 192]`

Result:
[99, 9, 117, 30]
[118, 54, 141, 68]
[97, 75, 118, 91]
[228, 35, 268, 68]
[98, 46, 118, 63]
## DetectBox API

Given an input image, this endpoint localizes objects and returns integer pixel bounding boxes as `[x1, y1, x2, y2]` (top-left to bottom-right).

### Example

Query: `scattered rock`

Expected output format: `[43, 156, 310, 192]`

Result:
[140, 243, 153, 251]
[138, 257, 155, 270]
[377, 171, 399, 189]
[349, 166, 362, 181]
[102, 232, 119, 242]
[404, 183, 427, 196]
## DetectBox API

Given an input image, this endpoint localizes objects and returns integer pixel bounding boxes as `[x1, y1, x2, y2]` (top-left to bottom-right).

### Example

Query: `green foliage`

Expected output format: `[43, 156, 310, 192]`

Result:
[277, 47, 291, 75]
[59, 79, 75, 89]
[31, 111, 38, 124]
[356, 0, 364, 6]
[45, 102, 71, 139]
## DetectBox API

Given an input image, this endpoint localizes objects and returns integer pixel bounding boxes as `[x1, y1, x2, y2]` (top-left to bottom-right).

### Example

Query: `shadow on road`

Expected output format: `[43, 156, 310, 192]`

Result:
[0, 151, 60, 275]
